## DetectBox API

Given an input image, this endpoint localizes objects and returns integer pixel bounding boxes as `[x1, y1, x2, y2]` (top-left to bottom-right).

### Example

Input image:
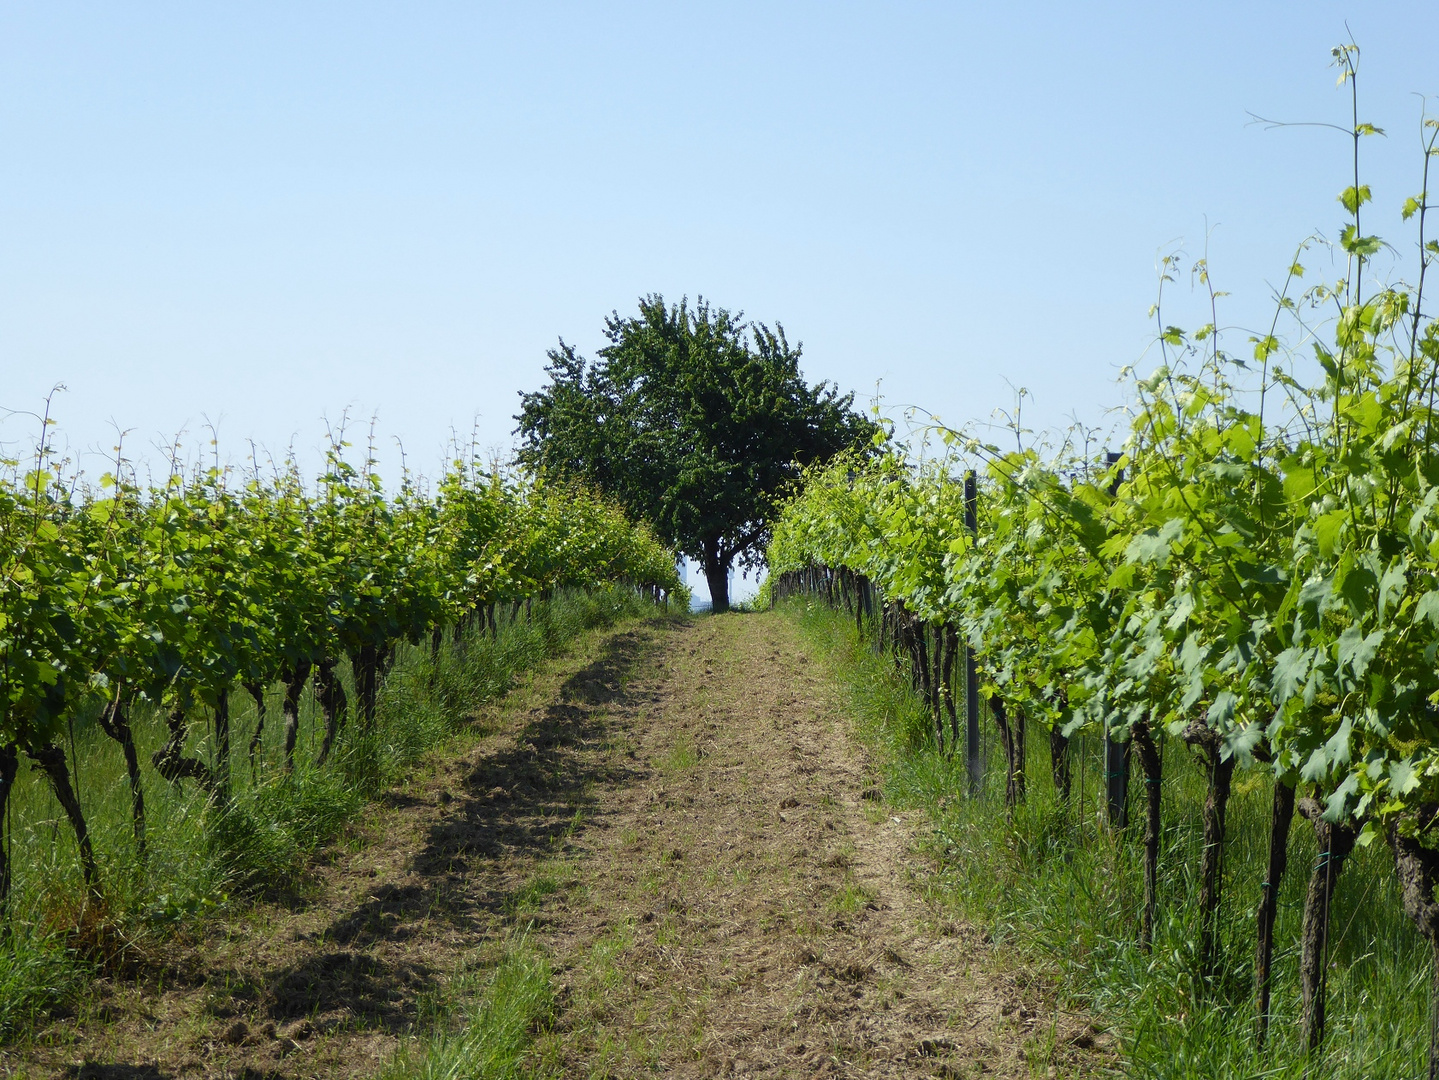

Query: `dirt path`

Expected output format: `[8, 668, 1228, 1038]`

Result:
[11, 612, 1090, 1079]
[528, 613, 1087, 1079]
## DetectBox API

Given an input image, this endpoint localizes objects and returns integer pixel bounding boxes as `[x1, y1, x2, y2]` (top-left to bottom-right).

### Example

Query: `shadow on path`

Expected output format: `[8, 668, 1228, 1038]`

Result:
[256, 625, 664, 1033]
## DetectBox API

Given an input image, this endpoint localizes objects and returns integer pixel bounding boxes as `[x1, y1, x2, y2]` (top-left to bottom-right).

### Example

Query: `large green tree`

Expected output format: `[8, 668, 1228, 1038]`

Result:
[515, 295, 878, 611]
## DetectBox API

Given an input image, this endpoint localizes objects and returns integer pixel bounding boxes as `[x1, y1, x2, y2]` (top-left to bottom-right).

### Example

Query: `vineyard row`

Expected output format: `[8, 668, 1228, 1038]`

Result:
[0, 438, 684, 939]
[765, 97, 1439, 1067]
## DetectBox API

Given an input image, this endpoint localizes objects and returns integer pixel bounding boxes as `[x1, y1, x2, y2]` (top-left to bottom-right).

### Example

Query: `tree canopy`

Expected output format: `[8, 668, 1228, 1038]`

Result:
[515, 294, 879, 610]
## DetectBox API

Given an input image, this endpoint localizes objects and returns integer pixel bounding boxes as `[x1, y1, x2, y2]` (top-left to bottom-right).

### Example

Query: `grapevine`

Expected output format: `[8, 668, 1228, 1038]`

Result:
[0, 432, 683, 934]
[768, 49, 1439, 1067]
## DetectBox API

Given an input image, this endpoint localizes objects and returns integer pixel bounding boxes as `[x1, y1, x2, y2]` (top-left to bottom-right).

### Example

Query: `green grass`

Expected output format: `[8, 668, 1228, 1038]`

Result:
[788, 598, 1432, 1080]
[827, 877, 876, 915]
[0, 585, 665, 1044]
[659, 736, 698, 775]
[504, 870, 568, 919]
[384, 937, 554, 1080]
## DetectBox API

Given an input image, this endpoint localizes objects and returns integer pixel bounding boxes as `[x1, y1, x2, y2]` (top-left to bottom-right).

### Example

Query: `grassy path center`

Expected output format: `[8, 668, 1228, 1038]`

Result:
[528, 611, 1075, 1078]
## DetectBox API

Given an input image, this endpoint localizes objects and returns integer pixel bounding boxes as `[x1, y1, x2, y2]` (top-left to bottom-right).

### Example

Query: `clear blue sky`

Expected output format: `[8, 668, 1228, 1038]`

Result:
[3, 2, 1436, 486]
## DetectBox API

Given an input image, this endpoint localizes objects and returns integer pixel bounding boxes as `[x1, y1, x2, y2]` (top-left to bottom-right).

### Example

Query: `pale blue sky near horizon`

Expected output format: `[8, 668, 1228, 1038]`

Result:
[3, 4, 1437, 601]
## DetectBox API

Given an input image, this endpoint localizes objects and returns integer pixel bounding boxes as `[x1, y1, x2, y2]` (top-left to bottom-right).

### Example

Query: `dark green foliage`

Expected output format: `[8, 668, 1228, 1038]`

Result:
[515, 295, 879, 610]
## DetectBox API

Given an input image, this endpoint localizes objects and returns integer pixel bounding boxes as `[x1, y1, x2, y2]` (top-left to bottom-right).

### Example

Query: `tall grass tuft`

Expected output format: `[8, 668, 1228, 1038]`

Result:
[383, 937, 553, 1080]
[791, 598, 1430, 1080]
[1, 585, 662, 1044]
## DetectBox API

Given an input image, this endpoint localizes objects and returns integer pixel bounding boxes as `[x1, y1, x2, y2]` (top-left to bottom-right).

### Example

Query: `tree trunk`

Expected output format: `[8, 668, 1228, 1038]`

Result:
[1184, 721, 1236, 983]
[989, 695, 1027, 808]
[152, 706, 219, 793]
[1389, 811, 1439, 1080]
[244, 680, 268, 777]
[942, 626, 961, 753]
[0, 742, 18, 934]
[929, 624, 945, 751]
[703, 539, 731, 613]
[314, 659, 349, 767]
[915, 624, 938, 751]
[352, 643, 380, 733]
[911, 617, 928, 698]
[280, 660, 311, 773]
[892, 607, 909, 678]
[1105, 731, 1132, 830]
[1254, 777, 1296, 1050]
[214, 689, 231, 804]
[1298, 796, 1357, 1052]
[896, 606, 918, 690]
[1050, 725, 1072, 803]
[1132, 719, 1162, 951]
[28, 742, 102, 901]
[97, 694, 146, 859]
[1013, 706, 1026, 804]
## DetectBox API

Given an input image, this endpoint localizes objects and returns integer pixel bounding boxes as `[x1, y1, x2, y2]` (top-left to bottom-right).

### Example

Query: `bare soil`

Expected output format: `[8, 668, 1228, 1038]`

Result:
[7, 612, 1099, 1079]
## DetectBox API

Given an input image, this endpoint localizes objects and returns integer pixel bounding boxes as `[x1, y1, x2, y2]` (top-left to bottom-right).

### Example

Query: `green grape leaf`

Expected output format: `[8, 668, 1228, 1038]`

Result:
[1336, 625, 1383, 679]
[1272, 646, 1312, 703]
[1390, 757, 1421, 797]
[1125, 517, 1184, 566]
[1413, 590, 1439, 628]
[1324, 773, 1360, 822]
